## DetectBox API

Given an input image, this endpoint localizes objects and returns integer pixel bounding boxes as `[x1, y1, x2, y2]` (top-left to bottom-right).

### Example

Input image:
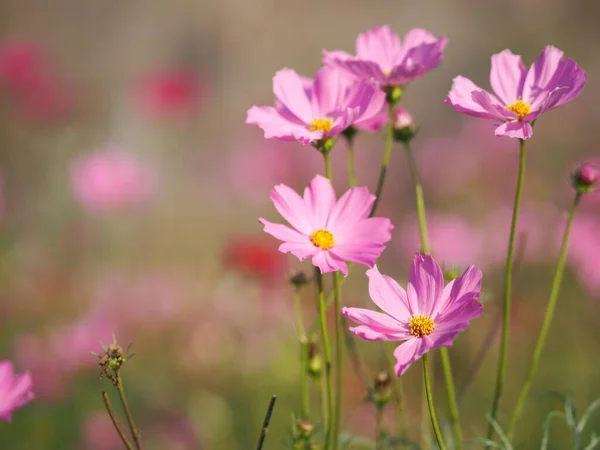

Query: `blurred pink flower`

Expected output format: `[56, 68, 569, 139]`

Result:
[70, 148, 157, 213]
[223, 235, 288, 283]
[15, 73, 74, 123]
[323, 26, 447, 86]
[246, 66, 385, 145]
[343, 255, 483, 376]
[134, 69, 203, 120]
[568, 214, 600, 297]
[446, 46, 587, 139]
[82, 411, 123, 450]
[0, 360, 35, 420]
[0, 41, 46, 93]
[259, 175, 394, 276]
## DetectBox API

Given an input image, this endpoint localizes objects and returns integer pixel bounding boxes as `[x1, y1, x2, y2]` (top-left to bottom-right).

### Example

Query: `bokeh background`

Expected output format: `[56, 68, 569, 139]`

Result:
[0, 1, 599, 448]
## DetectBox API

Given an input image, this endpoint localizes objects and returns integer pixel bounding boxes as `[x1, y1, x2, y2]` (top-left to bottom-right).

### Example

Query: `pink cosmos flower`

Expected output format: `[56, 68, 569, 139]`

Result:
[445, 46, 587, 139]
[70, 147, 157, 213]
[323, 26, 447, 87]
[246, 66, 385, 145]
[342, 254, 483, 376]
[259, 175, 394, 276]
[0, 41, 46, 93]
[134, 69, 203, 120]
[0, 360, 35, 420]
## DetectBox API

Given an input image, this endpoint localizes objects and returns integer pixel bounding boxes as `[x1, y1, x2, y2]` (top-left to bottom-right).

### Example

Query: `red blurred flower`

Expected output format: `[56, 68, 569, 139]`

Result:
[223, 236, 287, 283]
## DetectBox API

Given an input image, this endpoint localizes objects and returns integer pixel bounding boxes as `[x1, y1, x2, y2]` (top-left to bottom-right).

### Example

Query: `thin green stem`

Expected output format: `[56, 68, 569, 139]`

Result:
[384, 341, 407, 438]
[369, 102, 395, 217]
[294, 287, 311, 420]
[331, 272, 343, 449]
[316, 269, 333, 450]
[487, 139, 527, 444]
[116, 377, 144, 450]
[423, 353, 447, 450]
[376, 407, 385, 450]
[102, 391, 134, 450]
[404, 141, 462, 448]
[346, 136, 357, 187]
[324, 150, 333, 181]
[505, 193, 581, 439]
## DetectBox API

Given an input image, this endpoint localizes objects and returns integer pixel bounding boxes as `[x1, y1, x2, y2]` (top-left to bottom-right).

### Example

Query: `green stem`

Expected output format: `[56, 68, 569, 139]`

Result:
[384, 341, 407, 438]
[102, 391, 135, 450]
[294, 287, 311, 420]
[324, 149, 333, 181]
[316, 268, 334, 450]
[116, 376, 144, 450]
[487, 138, 527, 444]
[369, 102, 395, 217]
[423, 353, 447, 450]
[404, 141, 462, 448]
[346, 136, 357, 187]
[505, 193, 581, 439]
[376, 406, 385, 450]
[331, 272, 343, 449]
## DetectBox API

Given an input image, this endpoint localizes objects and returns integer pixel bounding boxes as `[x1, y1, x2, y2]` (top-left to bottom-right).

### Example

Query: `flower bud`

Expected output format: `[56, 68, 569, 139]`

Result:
[289, 270, 310, 288]
[307, 341, 321, 379]
[572, 163, 599, 194]
[392, 108, 416, 143]
[383, 85, 403, 106]
[369, 371, 392, 409]
[297, 419, 314, 437]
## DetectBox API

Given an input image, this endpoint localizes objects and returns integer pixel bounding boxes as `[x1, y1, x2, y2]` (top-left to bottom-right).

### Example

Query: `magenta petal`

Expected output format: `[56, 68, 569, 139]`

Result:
[312, 250, 347, 275]
[343, 78, 386, 125]
[334, 59, 388, 84]
[445, 76, 505, 119]
[356, 25, 402, 70]
[354, 111, 388, 131]
[523, 46, 565, 102]
[334, 217, 393, 243]
[348, 325, 408, 341]
[246, 106, 322, 144]
[279, 241, 317, 261]
[330, 242, 386, 269]
[432, 265, 482, 318]
[434, 292, 483, 334]
[408, 254, 444, 316]
[327, 186, 374, 229]
[303, 175, 336, 226]
[342, 306, 409, 341]
[272, 68, 314, 124]
[322, 50, 354, 66]
[490, 49, 527, 104]
[494, 120, 533, 139]
[550, 58, 587, 105]
[259, 218, 307, 243]
[393, 337, 431, 376]
[270, 184, 315, 234]
[312, 67, 344, 117]
[365, 266, 412, 321]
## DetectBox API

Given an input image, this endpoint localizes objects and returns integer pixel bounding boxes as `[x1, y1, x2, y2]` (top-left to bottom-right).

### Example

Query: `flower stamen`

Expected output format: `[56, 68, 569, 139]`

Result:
[505, 99, 531, 120]
[310, 229, 335, 250]
[309, 117, 333, 132]
[409, 315, 435, 337]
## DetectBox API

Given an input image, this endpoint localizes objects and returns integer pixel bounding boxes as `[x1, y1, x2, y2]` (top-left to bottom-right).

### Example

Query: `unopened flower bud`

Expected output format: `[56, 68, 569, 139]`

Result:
[289, 270, 310, 288]
[313, 137, 334, 154]
[384, 85, 403, 106]
[297, 419, 314, 437]
[342, 126, 358, 141]
[369, 371, 392, 409]
[307, 341, 321, 379]
[392, 108, 416, 143]
[572, 163, 599, 194]
[443, 267, 462, 283]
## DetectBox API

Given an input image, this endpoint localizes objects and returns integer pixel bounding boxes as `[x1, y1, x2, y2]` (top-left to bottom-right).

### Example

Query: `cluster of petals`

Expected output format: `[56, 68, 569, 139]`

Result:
[0, 360, 35, 421]
[342, 254, 483, 376]
[246, 66, 385, 144]
[445, 46, 587, 139]
[323, 25, 447, 87]
[259, 175, 393, 276]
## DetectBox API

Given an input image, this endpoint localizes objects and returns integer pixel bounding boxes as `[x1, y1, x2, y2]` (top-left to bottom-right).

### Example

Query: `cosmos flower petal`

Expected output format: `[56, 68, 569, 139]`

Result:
[432, 265, 482, 318]
[270, 183, 316, 234]
[303, 174, 336, 226]
[0, 360, 34, 421]
[348, 325, 409, 341]
[393, 337, 432, 376]
[490, 49, 527, 104]
[409, 254, 445, 316]
[278, 241, 317, 261]
[494, 120, 533, 139]
[246, 106, 322, 144]
[312, 67, 345, 117]
[330, 242, 386, 269]
[272, 68, 314, 124]
[259, 219, 308, 243]
[445, 76, 506, 119]
[356, 25, 402, 69]
[523, 46, 565, 102]
[327, 186, 375, 229]
[312, 250, 347, 275]
[366, 265, 412, 321]
[341, 306, 408, 337]
[434, 292, 483, 334]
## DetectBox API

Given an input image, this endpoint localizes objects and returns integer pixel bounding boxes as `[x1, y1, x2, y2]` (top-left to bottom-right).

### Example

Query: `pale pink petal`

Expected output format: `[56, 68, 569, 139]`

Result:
[342, 306, 409, 340]
[259, 218, 308, 242]
[406, 282, 421, 317]
[408, 254, 444, 316]
[278, 241, 318, 261]
[365, 265, 412, 321]
[322, 50, 354, 66]
[332, 59, 388, 84]
[270, 184, 316, 234]
[494, 120, 533, 139]
[445, 76, 506, 119]
[400, 28, 440, 54]
[525, 87, 568, 121]
[523, 46, 565, 103]
[312, 250, 347, 275]
[312, 67, 344, 117]
[393, 336, 432, 376]
[434, 293, 483, 334]
[549, 58, 587, 105]
[390, 37, 447, 85]
[333, 217, 393, 243]
[303, 175, 336, 227]
[354, 111, 388, 131]
[490, 49, 527, 104]
[327, 186, 375, 229]
[246, 106, 322, 144]
[431, 265, 483, 318]
[272, 68, 314, 124]
[330, 242, 386, 268]
[356, 25, 402, 70]
[343, 79, 386, 125]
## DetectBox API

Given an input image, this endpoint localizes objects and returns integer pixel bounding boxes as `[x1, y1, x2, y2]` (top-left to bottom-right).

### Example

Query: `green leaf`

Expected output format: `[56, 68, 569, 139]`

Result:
[484, 413, 513, 450]
[540, 411, 565, 450]
[577, 399, 600, 435]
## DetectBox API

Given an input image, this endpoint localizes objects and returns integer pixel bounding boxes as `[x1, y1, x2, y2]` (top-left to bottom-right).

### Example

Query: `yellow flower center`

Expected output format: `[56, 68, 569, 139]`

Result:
[409, 315, 435, 337]
[310, 229, 335, 250]
[309, 117, 333, 132]
[383, 68, 392, 77]
[505, 99, 531, 120]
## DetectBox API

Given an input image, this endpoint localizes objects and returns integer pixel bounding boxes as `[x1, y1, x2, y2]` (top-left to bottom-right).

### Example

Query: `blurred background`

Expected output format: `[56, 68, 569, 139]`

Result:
[0, 0, 599, 448]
